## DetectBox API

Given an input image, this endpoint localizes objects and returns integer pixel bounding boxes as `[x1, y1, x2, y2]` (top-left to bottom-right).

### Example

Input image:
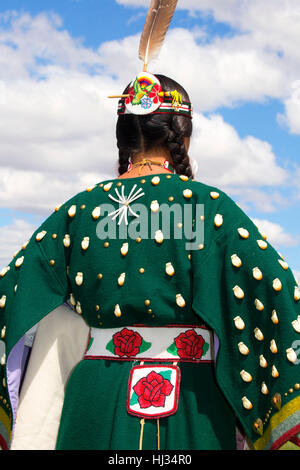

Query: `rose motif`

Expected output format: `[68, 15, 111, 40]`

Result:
[112, 328, 143, 357]
[174, 329, 205, 360]
[148, 83, 163, 105]
[133, 371, 174, 408]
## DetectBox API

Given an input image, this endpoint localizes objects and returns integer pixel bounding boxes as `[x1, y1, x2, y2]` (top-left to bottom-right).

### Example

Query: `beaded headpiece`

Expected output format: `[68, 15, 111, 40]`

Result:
[108, 0, 193, 119]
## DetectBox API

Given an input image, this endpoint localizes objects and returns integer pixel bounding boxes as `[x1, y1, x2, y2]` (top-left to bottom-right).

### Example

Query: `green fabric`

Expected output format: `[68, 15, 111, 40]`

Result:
[56, 361, 236, 450]
[0, 173, 299, 450]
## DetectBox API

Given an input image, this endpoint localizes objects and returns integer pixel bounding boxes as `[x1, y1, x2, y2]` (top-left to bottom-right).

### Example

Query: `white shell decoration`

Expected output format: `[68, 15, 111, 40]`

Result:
[75, 272, 83, 286]
[103, 182, 113, 192]
[114, 304, 122, 317]
[240, 370, 252, 383]
[238, 342, 249, 355]
[254, 299, 264, 311]
[242, 396, 253, 410]
[273, 278, 282, 292]
[36, 230, 47, 242]
[22, 240, 29, 250]
[1, 354, 6, 366]
[294, 286, 300, 301]
[233, 285, 245, 299]
[234, 316, 245, 330]
[286, 348, 297, 363]
[55, 204, 62, 212]
[176, 294, 186, 308]
[252, 267, 263, 280]
[76, 302, 82, 315]
[183, 189, 193, 199]
[210, 191, 220, 200]
[165, 262, 175, 276]
[151, 176, 160, 186]
[69, 293, 76, 306]
[155, 230, 164, 244]
[63, 234, 71, 248]
[0, 267, 10, 278]
[118, 272, 126, 286]
[121, 243, 129, 256]
[0, 295, 6, 309]
[68, 205, 76, 218]
[291, 316, 300, 333]
[15, 256, 24, 268]
[92, 207, 101, 220]
[254, 327, 264, 341]
[272, 365, 279, 378]
[261, 382, 269, 395]
[278, 259, 289, 270]
[231, 254, 242, 268]
[81, 237, 90, 251]
[238, 228, 249, 239]
[150, 200, 160, 213]
[180, 175, 189, 182]
[1, 326, 6, 339]
[259, 355, 268, 368]
[270, 339, 278, 354]
[214, 214, 223, 228]
[271, 310, 279, 325]
[257, 239, 268, 250]
[259, 230, 268, 240]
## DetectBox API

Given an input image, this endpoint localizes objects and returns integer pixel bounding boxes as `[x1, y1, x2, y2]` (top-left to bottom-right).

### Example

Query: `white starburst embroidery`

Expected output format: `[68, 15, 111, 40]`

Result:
[108, 184, 145, 225]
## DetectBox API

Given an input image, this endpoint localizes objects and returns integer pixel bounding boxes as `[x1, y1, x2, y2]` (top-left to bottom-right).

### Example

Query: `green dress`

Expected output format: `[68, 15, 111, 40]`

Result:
[0, 173, 299, 450]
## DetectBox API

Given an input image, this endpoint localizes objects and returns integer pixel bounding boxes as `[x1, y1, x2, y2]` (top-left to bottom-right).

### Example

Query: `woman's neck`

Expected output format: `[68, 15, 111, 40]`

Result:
[118, 149, 174, 180]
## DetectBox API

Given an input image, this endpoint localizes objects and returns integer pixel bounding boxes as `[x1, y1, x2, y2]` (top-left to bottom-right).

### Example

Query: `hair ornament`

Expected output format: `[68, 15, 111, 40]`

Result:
[108, 0, 193, 119]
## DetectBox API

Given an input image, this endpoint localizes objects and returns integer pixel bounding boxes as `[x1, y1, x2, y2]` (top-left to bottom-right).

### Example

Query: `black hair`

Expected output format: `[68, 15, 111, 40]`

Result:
[116, 74, 193, 178]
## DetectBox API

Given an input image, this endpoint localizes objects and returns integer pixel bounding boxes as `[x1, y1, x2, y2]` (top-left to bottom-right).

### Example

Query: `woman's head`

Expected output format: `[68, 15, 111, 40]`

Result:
[116, 74, 193, 177]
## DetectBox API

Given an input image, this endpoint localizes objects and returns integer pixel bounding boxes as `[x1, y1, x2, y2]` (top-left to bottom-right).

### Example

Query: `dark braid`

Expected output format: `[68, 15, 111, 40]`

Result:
[116, 74, 193, 178]
[118, 146, 131, 176]
[166, 124, 193, 178]
[116, 113, 144, 175]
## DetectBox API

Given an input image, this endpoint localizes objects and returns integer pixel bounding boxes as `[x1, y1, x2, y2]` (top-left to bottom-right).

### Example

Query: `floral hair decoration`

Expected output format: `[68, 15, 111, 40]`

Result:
[111, 72, 193, 119]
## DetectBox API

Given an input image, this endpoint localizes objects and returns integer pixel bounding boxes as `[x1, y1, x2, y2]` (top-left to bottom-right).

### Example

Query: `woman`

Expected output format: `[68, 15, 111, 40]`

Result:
[0, 74, 299, 451]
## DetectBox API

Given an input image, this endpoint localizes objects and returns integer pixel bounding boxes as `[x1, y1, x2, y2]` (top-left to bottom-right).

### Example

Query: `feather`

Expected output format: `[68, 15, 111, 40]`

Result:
[139, 0, 178, 71]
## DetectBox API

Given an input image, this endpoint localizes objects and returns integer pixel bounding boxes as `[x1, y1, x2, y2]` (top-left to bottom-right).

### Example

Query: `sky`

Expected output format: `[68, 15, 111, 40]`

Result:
[0, 0, 300, 279]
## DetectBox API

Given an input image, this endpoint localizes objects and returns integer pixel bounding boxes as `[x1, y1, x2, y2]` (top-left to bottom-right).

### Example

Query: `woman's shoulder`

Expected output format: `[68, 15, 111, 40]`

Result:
[189, 178, 250, 226]
[46, 174, 247, 234]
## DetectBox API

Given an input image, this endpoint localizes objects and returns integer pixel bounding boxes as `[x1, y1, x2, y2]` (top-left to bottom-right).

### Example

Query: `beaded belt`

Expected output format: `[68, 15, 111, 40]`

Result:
[84, 325, 213, 363]
[84, 325, 213, 437]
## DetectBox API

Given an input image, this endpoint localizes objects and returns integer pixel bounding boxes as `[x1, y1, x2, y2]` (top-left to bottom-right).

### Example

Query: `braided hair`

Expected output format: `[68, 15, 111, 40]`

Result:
[116, 75, 193, 178]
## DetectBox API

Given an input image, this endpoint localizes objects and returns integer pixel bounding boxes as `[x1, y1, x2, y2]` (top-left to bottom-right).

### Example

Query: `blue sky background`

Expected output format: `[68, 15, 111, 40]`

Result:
[0, 0, 299, 277]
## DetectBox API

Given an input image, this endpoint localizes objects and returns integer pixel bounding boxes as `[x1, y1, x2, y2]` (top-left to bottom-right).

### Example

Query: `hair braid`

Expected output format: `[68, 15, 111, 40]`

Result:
[166, 125, 194, 179]
[118, 146, 131, 176]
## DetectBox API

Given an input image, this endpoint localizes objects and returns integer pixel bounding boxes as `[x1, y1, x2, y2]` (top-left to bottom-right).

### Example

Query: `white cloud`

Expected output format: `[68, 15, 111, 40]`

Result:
[293, 270, 300, 284]
[0, 218, 38, 269]
[277, 81, 300, 134]
[0, 11, 102, 78]
[191, 112, 288, 187]
[223, 187, 289, 214]
[252, 217, 299, 248]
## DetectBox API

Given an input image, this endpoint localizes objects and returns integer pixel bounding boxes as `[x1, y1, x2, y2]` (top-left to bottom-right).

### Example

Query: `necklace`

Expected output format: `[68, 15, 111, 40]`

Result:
[127, 158, 176, 176]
